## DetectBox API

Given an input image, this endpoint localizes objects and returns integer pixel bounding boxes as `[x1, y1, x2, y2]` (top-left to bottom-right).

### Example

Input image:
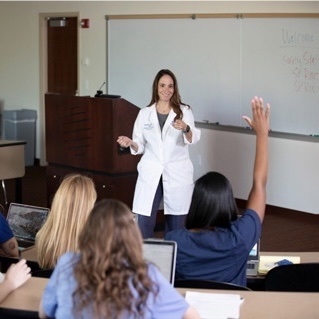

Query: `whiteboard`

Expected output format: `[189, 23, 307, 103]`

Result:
[108, 17, 319, 135]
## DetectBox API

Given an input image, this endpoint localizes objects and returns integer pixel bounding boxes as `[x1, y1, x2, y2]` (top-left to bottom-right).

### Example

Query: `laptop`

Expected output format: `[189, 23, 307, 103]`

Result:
[246, 240, 260, 276]
[142, 239, 177, 285]
[6, 203, 50, 250]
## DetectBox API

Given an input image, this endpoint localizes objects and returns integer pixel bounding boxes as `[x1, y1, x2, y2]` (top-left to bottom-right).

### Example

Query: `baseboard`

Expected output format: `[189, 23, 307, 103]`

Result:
[236, 199, 319, 218]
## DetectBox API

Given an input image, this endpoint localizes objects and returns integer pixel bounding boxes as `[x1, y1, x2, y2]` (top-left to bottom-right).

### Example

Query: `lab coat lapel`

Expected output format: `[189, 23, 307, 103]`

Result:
[161, 110, 176, 141]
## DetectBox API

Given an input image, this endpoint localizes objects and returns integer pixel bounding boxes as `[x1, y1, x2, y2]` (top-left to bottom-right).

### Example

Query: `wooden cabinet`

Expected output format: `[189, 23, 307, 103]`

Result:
[45, 93, 141, 208]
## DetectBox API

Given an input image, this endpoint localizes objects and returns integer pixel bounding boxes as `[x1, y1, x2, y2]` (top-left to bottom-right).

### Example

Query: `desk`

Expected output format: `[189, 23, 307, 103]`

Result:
[178, 288, 319, 319]
[21, 246, 36, 261]
[0, 277, 46, 318]
[0, 140, 26, 205]
[261, 251, 319, 262]
[1, 277, 319, 319]
[20, 249, 319, 291]
[247, 251, 319, 290]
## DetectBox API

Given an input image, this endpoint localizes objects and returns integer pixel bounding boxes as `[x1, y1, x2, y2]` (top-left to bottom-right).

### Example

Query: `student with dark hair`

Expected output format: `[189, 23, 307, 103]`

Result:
[117, 69, 201, 239]
[39, 199, 200, 319]
[165, 96, 270, 286]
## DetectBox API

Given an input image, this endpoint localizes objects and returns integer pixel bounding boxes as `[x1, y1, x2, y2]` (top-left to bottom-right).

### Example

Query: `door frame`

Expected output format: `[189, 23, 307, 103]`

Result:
[39, 12, 79, 165]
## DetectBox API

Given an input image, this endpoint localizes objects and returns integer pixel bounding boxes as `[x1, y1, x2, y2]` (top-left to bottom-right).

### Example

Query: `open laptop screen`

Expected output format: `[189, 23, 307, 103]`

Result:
[6, 203, 50, 242]
[249, 242, 258, 257]
[247, 241, 260, 276]
[142, 239, 177, 285]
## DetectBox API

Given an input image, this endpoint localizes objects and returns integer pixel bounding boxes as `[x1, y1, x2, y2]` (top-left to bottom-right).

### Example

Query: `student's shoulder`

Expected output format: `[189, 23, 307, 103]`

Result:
[139, 104, 155, 113]
[57, 252, 80, 267]
[241, 209, 260, 222]
[234, 209, 261, 230]
[164, 228, 186, 240]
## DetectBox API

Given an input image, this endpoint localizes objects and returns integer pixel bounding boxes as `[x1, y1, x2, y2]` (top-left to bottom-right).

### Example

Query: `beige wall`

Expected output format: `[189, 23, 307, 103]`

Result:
[0, 1, 318, 213]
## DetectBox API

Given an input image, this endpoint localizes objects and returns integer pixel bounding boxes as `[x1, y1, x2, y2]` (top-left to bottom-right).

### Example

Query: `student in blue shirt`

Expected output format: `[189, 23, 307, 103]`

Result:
[39, 199, 200, 319]
[0, 212, 19, 257]
[165, 96, 270, 286]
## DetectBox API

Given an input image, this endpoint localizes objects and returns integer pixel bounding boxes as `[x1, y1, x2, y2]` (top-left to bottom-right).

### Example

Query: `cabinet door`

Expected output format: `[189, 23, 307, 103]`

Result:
[93, 173, 137, 209]
[46, 165, 137, 209]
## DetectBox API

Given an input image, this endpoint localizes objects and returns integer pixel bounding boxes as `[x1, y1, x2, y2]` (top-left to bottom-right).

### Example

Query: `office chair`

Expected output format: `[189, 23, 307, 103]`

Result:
[32, 268, 53, 278]
[0, 256, 41, 273]
[174, 279, 251, 291]
[0, 309, 39, 319]
[265, 263, 319, 292]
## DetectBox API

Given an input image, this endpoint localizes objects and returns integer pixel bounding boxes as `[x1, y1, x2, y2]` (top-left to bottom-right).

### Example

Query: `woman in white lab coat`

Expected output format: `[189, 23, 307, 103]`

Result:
[117, 69, 201, 238]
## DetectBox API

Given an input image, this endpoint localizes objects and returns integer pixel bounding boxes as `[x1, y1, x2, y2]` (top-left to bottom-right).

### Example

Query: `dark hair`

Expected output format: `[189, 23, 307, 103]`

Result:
[147, 69, 189, 120]
[185, 172, 239, 229]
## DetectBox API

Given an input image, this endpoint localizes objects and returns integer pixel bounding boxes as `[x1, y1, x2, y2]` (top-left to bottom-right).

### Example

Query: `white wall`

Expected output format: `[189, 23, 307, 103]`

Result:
[189, 128, 319, 214]
[0, 1, 318, 213]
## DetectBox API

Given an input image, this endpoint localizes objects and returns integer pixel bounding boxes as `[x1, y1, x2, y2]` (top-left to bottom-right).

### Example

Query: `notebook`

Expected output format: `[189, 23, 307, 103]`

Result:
[258, 255, 301, 275]
[142, 239, 177, 285]
[246, 241, 260, 276]
[6, 203, 50, 250]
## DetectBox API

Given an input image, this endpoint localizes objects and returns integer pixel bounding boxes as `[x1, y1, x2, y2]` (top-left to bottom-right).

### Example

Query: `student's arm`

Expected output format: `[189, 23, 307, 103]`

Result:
[243, 96, 270, 223]
[0, 237, 19, 257]
[183, 306, 201, 319]
[0, 259, 31, 303]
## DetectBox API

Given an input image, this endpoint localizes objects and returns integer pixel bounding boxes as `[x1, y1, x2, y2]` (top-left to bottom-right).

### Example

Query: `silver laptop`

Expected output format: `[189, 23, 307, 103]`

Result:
[142, 239, 177, 285]
[246, 241, 260, 276]
[6, 203, 50, 250]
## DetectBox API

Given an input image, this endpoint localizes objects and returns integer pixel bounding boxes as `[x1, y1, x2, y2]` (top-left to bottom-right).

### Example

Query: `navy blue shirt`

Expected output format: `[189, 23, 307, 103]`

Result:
[0, 213, 14, 244]
[165, 209, 261, 286]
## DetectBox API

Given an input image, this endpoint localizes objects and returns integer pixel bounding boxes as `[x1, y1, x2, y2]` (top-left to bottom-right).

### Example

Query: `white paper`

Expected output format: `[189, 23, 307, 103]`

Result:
[185, 291, 242, 319]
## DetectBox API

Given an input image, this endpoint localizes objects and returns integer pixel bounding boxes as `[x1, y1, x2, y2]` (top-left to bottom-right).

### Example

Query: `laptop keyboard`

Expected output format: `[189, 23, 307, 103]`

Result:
[18, 240, 34, 249]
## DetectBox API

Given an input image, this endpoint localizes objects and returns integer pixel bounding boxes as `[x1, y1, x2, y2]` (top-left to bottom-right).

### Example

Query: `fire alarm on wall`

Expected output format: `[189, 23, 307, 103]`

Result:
[81, 19, 90, 28]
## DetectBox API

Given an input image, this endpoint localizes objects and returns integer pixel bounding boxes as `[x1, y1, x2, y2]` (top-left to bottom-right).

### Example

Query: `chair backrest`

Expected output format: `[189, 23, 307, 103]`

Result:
[174, 279, 251, 291]
[0, 256, 41, 273]
[31, 268, 53, 278]
[265, 263, 319, 292]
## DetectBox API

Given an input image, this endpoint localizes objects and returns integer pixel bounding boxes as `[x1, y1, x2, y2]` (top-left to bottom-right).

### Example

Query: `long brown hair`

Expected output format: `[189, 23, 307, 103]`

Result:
[73, 199, 157, 318]
[147, 69, 189, 121]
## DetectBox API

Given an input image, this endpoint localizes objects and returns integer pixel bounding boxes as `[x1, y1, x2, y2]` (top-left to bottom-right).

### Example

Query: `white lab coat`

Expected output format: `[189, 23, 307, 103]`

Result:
[130, 104, 201, 216]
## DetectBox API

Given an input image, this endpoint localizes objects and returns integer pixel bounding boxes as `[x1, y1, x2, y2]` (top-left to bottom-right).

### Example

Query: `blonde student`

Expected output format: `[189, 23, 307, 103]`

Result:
[36, 174, 97, 269]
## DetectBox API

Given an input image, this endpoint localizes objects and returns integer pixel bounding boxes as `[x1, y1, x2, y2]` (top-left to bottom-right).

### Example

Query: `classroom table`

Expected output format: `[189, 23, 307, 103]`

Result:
[178, 287, 319, 319]
[0, 277, 319, 319]
[0, 277, 46, 318]
[21, 248, 319, 264]
[247, 251, 319, 290]
[19, 248, 319, 291]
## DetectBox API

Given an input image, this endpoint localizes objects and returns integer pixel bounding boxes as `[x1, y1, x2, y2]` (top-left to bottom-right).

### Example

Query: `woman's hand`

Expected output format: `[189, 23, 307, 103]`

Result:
[117, 136, 138, 152]
[117, 136, 133, 148]
[173, 119, 188, 132]
[243, 96, 270, 136]
[4, 259, 31, 291]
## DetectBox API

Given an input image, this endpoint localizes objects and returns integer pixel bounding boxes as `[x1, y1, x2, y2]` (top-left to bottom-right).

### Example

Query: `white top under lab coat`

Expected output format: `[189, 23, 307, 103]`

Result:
[130, 104, 201, 216]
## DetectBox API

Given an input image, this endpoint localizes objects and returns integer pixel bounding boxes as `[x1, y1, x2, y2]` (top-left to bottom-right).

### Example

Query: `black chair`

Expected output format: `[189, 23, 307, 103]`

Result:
[0, 256, 53, 278]
[31, 268, 53, 278]
[265, 263, 319, 292]
[174, 279, 251, 291]
[0, 256, 41, 273]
